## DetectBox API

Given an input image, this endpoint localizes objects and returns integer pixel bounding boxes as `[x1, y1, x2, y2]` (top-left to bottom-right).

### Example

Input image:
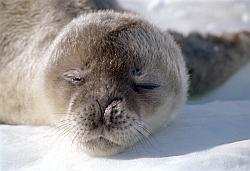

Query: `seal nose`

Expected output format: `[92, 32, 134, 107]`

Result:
[105, 97, 123, 109]
[104, 97, 123, 126]
[96, 97, 123, 126]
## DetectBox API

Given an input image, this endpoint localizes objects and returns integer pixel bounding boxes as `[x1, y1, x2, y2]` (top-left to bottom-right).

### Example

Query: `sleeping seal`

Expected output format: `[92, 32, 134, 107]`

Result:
[0, 0, 188, 156]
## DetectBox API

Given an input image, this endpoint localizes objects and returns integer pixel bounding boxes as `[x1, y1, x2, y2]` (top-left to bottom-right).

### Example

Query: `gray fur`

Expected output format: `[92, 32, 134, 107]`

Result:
[0, 0, 188, 156]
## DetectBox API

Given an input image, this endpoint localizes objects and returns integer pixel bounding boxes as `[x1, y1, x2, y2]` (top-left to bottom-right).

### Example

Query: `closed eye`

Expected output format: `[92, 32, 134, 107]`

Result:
[132, 83, 160, 92]
[63, 70, 83, 85]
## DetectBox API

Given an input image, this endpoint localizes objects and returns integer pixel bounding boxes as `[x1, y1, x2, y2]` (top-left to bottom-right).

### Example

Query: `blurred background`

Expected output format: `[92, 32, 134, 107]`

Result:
[118, 0, 250, 104]
[118, 0, 250, 34]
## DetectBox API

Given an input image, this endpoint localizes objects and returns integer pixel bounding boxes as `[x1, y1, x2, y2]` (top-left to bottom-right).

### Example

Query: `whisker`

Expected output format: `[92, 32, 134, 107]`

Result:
[135, 121, 160, 151]
[130, 127, 149, 154]
[48, 121, 71, 135]
[136, 129, 154, 154]
[129, 132, 140, 155]
[71, 127, 80, 148]
[133, 121, 157, 150]
[49, 125, 71, 140]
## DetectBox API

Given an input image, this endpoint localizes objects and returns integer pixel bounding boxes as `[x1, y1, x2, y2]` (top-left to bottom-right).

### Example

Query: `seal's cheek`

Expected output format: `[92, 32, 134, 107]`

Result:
[43, 73, 75, 115]
[136, 91, 175, 131]
[134, 89, 165, 117]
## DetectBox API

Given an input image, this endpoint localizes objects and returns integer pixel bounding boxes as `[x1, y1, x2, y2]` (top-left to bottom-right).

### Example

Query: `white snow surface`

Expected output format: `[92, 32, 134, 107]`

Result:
[1, 0, 250, 171]
[1, 101, 250, 171]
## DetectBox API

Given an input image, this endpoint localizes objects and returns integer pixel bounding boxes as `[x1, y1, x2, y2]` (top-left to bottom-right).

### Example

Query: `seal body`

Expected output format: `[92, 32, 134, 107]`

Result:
[0, 0, 188, 156]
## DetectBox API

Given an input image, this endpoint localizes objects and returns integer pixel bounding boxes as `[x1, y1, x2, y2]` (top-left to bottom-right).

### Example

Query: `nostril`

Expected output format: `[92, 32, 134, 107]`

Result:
[106, 97, 123, 109]
[95, 97, 123, 126]
[96, 99, 103, 113]
[96, 99, 105, 124]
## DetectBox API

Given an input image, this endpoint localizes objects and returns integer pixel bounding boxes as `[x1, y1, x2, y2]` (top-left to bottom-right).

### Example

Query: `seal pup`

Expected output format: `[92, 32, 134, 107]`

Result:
[0, 0, 188, 156]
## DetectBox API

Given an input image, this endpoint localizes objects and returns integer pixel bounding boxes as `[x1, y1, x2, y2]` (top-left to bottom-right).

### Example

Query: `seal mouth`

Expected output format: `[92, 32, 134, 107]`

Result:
[85, 136, 119, 146]
[82, 136, 123, 155]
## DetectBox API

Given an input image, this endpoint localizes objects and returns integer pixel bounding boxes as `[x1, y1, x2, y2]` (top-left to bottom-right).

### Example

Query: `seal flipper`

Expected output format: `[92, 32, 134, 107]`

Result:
[170, 31, 250, 98]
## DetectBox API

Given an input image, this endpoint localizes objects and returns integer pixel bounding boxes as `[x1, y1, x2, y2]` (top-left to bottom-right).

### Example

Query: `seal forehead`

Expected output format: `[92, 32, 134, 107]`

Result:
[48, 11, 184, 94]
[57, 11, 168, 69]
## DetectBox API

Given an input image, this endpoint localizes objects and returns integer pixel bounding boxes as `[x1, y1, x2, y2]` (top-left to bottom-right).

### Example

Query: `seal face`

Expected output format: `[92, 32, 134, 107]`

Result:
[43, 12, 188, 156]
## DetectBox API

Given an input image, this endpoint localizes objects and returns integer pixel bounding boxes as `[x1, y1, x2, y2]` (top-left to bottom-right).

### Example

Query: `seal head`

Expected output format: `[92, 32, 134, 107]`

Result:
[43, 11, 188, 156]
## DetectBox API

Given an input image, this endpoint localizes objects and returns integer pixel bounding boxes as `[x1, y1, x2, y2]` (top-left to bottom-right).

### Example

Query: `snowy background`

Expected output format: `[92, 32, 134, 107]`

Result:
[1, 0, 250, 171]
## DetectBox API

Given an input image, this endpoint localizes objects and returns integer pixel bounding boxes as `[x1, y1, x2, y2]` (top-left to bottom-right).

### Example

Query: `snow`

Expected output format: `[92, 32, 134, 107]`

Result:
[1, 0, 250, 171]
[1, 101, 250, 171]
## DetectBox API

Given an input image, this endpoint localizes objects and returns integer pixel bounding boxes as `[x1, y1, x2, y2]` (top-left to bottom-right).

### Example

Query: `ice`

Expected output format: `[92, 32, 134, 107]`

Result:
[1, 101, 250, 171]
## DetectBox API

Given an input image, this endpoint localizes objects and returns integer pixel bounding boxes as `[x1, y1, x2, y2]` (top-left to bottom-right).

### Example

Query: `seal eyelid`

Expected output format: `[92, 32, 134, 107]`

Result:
[62, 70, 83, 85]
[136, 83, 160, 89]
[132, 83, 160, 92]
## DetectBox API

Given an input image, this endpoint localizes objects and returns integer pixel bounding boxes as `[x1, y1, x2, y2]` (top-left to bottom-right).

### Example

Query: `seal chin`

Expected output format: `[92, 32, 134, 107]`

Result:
[82, 137, 126, 156]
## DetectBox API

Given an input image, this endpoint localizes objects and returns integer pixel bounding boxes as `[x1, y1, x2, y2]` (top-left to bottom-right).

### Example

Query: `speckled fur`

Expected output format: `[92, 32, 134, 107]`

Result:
[0, 0, 188, 156]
